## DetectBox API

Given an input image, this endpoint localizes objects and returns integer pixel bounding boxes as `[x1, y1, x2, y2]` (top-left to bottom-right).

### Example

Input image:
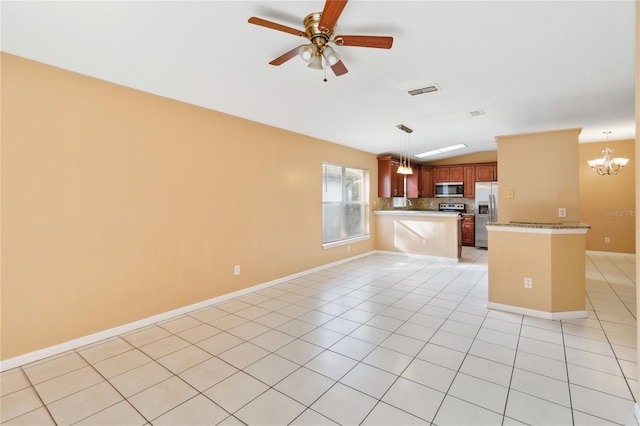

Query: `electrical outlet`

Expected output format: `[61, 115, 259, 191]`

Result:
[422, 239, 427, 245]
[347, 246, 351, 253]
[558, 208, 566, 218]
[234, 265, 240, 276]
[524, 277, 533, 288]
[604, 237, 610, 243]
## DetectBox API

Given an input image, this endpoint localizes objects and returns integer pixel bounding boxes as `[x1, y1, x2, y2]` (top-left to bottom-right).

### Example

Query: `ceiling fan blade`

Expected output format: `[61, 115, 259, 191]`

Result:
[331, 60, 348, 76]
[318, 0, 348, 34]
[248, 17, 305, 37]
[269, 46, 303, 66]
[334, 35, 393, 49]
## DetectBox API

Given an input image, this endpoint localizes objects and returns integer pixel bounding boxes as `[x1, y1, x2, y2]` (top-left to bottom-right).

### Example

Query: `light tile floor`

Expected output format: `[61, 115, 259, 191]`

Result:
[1, 248, 637, 425]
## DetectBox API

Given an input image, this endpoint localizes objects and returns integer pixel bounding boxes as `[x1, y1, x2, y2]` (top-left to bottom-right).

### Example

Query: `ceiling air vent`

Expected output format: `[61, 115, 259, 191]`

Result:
[407, 85, 440, 96]
[469, 110, 485, 116]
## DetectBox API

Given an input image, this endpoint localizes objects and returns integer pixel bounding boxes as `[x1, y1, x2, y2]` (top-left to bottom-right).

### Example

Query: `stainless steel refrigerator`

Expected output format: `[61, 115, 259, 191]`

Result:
[475, 181, 498, 249]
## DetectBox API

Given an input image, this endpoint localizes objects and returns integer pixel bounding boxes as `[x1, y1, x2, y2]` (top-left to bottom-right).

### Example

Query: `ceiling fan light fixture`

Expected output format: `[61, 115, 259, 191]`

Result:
[308, 53, 324, 70]
[322, 45, 340, 66]
[299, 44, 317, 63]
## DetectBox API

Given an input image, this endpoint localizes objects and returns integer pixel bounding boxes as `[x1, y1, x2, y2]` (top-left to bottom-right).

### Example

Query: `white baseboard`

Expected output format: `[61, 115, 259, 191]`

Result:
[586, 250, 636, 257]
[487, 302, 587, 320]
[0, 252, 373, 372]
[373, 250, 459, 263]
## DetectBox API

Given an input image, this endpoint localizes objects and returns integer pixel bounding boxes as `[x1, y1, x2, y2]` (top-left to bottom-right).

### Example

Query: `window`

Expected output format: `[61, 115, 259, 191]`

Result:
[322, 163, 370, 247]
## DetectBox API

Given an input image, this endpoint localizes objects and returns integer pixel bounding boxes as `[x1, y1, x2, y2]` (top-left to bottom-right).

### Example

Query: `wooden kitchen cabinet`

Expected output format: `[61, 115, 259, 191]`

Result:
[435, 166, 464, 182]
[420, 166, 434, 197]
[377, 156, 419, 198]
[462, 215, 475, 246]
[475, 163, 498, 182]
[392, 161, 404, 197]
[463, 166, 475, 198]
[406, 164, 420, 198]
[377, 156, 394, 197]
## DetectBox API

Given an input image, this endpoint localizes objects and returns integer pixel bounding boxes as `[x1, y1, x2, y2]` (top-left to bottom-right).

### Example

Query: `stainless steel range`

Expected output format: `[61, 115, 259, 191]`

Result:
[438, 203, 465, 213]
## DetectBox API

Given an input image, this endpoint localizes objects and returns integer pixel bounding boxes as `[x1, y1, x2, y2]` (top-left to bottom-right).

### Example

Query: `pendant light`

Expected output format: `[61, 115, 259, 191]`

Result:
[396, 124, 414, 175]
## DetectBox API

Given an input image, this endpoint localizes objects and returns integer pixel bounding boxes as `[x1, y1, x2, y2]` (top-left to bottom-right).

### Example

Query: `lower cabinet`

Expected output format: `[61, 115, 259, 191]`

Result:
[462, 215, 475, 246]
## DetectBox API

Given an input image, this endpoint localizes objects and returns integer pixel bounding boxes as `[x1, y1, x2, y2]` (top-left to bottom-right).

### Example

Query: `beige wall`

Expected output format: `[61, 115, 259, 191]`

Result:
[579, 139, 635, 253]
[496, 128, 581, 223]
[488, 230, 586, 313]
[1, 53, 378, 360]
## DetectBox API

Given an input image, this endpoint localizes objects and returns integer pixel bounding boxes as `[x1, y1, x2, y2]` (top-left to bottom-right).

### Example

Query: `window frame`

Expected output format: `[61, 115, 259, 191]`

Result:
[321, 162, 370, 249]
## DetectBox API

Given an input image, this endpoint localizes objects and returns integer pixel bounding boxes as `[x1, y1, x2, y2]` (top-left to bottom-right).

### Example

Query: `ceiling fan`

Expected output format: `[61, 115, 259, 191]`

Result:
[248, 0, 393, 77]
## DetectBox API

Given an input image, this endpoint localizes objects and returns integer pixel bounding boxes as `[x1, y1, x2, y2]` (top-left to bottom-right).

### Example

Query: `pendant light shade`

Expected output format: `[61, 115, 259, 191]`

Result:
[299, 44, 317, 63]
[396, 124, 414, 175]
[322, 45, 340, 66]
[308, 53, 323, 70]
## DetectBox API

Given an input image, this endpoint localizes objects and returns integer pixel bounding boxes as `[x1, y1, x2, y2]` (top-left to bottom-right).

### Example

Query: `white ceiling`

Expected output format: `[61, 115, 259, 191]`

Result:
[2, 1, 635, 161]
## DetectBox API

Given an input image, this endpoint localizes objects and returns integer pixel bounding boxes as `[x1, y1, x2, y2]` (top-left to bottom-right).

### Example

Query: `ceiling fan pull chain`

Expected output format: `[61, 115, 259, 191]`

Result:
[323, 57, 328, 82]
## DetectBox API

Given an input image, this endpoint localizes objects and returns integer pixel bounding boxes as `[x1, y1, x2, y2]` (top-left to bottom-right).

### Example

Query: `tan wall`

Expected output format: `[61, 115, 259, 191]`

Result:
[496, 128, 581, 223]
[375, 214, 459, 258]
[489, 231, 552, 311]
[550, 233, 587, 312]
[579, 139, 635, 253]
[1, 53, 378, 360]
[488, 230, 586, 313]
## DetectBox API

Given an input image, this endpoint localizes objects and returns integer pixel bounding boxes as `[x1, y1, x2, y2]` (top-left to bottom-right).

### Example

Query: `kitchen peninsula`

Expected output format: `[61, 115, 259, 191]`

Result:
[374, 210, 462, 259]
[486, 221, 590, 319]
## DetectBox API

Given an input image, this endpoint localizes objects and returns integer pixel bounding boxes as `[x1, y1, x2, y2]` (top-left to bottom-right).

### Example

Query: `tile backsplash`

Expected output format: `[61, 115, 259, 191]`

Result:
[377, 197, 475, 213]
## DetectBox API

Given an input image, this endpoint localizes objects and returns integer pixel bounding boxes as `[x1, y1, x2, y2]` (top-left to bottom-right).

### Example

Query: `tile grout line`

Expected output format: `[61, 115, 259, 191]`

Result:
[559, 319, 576, 425]
[500, 314, 525, 426]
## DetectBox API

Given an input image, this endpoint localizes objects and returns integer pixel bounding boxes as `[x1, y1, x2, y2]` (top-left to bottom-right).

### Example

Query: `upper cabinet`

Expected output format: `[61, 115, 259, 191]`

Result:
[378, 157, 497, 198]
[377, 156, 420, 198]
[475, 163, 498, 182]
[435, 166, 464, 182]
[420, 166, 434, 198]
[377, 156, 394, 197]
[405, 165, 420, 198]
[463, 166, 475, 198]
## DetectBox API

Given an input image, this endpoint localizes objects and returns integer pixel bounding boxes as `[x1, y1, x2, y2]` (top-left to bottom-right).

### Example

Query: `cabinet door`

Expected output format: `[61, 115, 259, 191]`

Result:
[377, 156, 393, 197]
[461, 215, 475, 246]
[449, 166, 464, 182]
[406, 166, 420, 198]
[393, 162, 404, 197]
[420, 167, 434, 197]
[475, 163, 497, 182]
[463, 166, 475, 198]
[435, 167, 450, 182]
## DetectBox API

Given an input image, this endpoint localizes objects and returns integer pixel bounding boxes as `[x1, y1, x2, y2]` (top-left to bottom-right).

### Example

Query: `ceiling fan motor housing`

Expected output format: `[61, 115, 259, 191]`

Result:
[304, 12, 331, 49]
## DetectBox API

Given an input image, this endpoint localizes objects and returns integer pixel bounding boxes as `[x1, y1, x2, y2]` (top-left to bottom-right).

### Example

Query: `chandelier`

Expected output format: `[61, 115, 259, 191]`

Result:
[587, 131, 629, 176]
[396, 124, 414, 175]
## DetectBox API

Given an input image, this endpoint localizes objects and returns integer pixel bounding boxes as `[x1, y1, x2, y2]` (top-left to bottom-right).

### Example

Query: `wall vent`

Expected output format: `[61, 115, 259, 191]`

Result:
[469, 110, 485, 116]
[407, 85, 439, 96]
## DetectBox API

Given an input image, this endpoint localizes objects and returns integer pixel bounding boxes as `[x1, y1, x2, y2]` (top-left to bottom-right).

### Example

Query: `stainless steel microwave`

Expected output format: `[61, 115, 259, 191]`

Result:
[435, 182, 464, 197]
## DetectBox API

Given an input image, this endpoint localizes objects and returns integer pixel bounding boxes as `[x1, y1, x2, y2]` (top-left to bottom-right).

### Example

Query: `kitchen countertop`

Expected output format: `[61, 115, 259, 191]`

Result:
[488, 222, 591, 229]
[373, 210, 462, 217]
[486, 222, 591, 235]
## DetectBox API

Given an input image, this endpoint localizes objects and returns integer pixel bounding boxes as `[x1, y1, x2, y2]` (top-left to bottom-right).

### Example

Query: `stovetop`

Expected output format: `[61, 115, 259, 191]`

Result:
[438, 203, 466, 212]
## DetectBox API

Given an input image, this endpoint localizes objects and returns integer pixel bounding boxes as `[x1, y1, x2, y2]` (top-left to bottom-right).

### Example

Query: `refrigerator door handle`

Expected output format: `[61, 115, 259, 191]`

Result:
[489, 194, 495, 223]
